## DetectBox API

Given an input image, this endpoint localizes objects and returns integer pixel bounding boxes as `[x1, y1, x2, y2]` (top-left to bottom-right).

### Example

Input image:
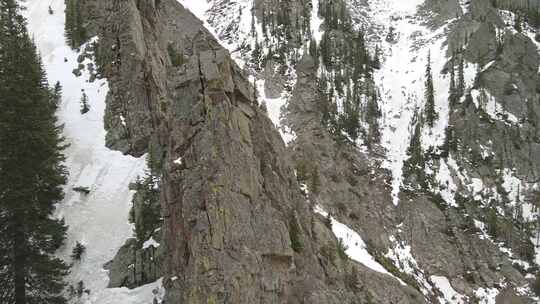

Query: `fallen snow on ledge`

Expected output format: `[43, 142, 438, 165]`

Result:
[385, 235, 433, 296]
[430, 275, 467, 304]
[473, 286, 501, 304]
[142, 237, 161, 250]
[314, 206, 404, 285]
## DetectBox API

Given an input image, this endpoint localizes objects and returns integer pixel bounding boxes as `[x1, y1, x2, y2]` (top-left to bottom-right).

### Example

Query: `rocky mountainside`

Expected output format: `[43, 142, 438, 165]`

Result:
[32, 0, 540, 303]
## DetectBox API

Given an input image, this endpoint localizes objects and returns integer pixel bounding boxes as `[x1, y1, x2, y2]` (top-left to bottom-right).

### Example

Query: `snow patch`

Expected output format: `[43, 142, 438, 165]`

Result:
[310, 0, 324, 43]
[470, 89, 519, 124]
[431, 275, 467, 304]
[142, 237, 160, 250]
[173, 157, 183, 166]
[314, 206, 404, 284]
[385, 235, 432, 296]
[473, 287, 501, 304]
[436, 160, 458, 207]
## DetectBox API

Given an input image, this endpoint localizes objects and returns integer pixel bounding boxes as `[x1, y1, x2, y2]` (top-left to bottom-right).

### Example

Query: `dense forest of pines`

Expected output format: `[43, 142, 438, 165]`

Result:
[0, 0, 69, 303]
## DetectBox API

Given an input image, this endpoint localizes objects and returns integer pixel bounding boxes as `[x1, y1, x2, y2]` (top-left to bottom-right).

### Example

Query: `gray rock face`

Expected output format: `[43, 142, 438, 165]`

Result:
[104, 238, 161, 289]
[105, 177, 162, 289]
[447, 0, 540, 211]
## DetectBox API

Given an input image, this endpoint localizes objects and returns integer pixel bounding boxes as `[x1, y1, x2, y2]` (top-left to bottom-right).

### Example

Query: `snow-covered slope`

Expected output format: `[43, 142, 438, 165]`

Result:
[367, 0, 456, 205]
[24, 1, 163, 303]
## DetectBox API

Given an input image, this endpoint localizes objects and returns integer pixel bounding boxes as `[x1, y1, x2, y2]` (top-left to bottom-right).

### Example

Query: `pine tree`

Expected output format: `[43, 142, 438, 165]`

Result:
[457, 51, 465, 97]
[318, 73, 336, 129]
[260, 100, 268, 113]
[252, 78, 259, 106]
[514, 13, 523, 32]
[65, 0, 87, 49]
[51, 81, 62, 107]
[309, 37, 319, 66]
[402, 113, 427, 189]
[449, 55, 457, 106]
[80, 91, 90, 114]
[424, 52, 438, 127]
[289, 213, 303, 252]
[251, 36, 261, 70]
[71, 242, 86, 261]
[340, 97, 360, 141]
[371, 45, 381, 69]
[0, 1, 69, 303]
[474, 64, 484, 89]
[310, 166, 321, 195]
[365, 89, 381, 148]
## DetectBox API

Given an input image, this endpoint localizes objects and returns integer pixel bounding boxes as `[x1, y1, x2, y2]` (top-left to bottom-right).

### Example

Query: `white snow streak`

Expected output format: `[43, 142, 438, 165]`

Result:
[310, 0, 324, 43]
[142, 237, 160, 250]
[431, 275, 467, 304]
[473, 287, 501, 304]
[314, 206, 405, 284]
[369, 0, 454, 205]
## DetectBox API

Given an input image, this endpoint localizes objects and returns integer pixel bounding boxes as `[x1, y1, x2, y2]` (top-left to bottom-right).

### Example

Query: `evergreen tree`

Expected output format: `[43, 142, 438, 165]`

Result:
[51, 81, 62, 107]
[130, 172, 161, 245]
[514, 13, 523, 32]
[65, 0, 87, 49]
[309, 37, 319, 66]
[80, 91, 90, 114]
[449, 55, 457, 106]
[260, 100, 268, 113]
[309, 166, 321, 195]
[340, 97, 360, 141]
[402, 113, 427, 189]
[288, 213, 303, 252]
[386, 26, 396, 43]
[365, 89, 381, 148]
[371, 45, 381, 69]
[252, 78, 259, 106]
[0, 1, 69, 303]
[457, 51, 465, 97]
[71, 242, 86, 261]
[424, 52, 438, 127]
[251, 36, 262, 70]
